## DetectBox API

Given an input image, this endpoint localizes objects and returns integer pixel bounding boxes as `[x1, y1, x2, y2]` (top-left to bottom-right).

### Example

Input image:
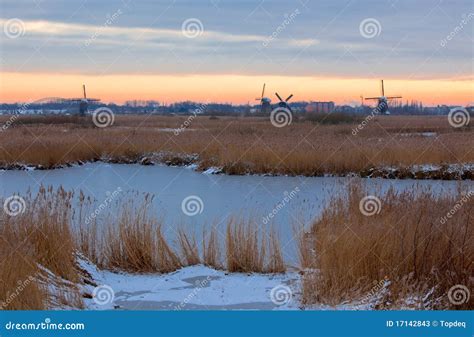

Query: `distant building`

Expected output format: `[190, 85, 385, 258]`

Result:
[337, 105, 355, 113]
[305, 101, 335, 114]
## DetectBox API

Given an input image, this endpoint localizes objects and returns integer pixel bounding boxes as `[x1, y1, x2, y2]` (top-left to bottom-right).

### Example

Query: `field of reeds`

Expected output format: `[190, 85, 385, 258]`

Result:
[0, 114, 472, 178]
[1, 182, 472, 310]
[0, 187, 285, 310]
[299, 183, 473, 310]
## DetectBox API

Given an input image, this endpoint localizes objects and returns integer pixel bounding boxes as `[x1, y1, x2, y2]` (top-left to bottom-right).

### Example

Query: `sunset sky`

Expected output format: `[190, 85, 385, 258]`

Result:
[0, 0, 473, 105]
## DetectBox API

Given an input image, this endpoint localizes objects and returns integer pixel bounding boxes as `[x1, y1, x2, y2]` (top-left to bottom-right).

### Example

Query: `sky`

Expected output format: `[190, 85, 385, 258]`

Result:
[0, 0, 473, 105]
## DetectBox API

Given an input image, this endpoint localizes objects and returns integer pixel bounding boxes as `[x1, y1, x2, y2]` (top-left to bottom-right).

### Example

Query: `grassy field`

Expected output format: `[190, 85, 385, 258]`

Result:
[0, 114, 472, 177]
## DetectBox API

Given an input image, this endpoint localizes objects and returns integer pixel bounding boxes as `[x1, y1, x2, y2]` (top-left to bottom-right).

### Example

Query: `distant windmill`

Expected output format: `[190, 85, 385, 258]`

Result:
[275, 92, 293, 112]
[364, 80, 401, 115]
[68, 85, 100, 116]
[255, 83, 272, 114]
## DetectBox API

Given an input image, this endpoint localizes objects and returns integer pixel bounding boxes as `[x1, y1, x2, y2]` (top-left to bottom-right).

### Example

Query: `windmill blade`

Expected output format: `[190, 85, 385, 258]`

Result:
[285, 94, 293, 102]
[364, 97, 380, 100]
[380, 80, 385, 97]
[261, 83, 266, 99]
[275, 92, 283, 102]
[83, 84, 87, 99]
[386, 96, 402, 99]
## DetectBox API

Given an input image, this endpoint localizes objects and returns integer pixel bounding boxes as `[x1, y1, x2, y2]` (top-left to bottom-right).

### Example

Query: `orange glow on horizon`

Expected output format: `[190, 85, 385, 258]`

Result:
[0, 72, 472, 106]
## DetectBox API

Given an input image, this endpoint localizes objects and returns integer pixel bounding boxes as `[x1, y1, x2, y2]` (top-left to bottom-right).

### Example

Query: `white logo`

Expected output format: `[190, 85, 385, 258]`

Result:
[447, 284, 470, 305]
[181, 18, 204, 38]
[3, 195, 26, 216]
[3, 18, 25, 39]
[92, 107, 115, 128]
[448, 107, 470, 128]
[92, 285, 115, 305]
[359, 195, 382, 216]
[270, 285, 292, 306]
[181, 195, 204, 216]
[270, 107, 292, 128]
[359, 18, 382, 39]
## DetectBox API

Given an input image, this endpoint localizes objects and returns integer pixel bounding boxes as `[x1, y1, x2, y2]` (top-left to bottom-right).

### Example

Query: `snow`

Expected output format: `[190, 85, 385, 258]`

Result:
[80, 258, 300, 310]
[202, 167, 223, 175]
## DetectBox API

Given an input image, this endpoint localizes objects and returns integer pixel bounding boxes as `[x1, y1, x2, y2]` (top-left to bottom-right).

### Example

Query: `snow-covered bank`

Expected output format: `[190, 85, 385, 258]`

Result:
[78, 258, 301, 310]
[1, 152, 472, 180]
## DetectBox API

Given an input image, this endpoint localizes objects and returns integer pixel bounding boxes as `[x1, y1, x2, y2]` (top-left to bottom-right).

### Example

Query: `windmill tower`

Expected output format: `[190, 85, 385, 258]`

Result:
[255, 83, 272, 114]
[364, 80, 401, 115]
[69, 84, 100, 116]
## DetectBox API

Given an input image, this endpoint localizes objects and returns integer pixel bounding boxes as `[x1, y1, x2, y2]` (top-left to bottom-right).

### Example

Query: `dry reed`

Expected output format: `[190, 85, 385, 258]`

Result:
[1, 115, 472, 177]
[226, 218, 285, 273]
[0, 187, 82, 309]
[300, 182, 473, 309]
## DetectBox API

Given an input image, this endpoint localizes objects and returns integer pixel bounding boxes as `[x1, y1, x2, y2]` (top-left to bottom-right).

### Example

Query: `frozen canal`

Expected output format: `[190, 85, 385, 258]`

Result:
[0, 163, 467, 264]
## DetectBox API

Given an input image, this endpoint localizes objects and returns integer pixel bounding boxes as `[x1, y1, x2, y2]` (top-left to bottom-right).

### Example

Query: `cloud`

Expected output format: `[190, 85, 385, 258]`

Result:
[0, 18, 316, 49]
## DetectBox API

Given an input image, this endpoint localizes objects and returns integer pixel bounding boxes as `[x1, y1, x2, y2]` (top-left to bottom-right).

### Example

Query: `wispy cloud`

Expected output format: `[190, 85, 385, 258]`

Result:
[0, 19, 318, 49]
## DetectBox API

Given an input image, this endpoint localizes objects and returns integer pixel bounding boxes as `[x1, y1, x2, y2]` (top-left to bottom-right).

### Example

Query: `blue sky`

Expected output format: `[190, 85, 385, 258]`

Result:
[0, 0, 472, 104]
[1, 0, 472, 78]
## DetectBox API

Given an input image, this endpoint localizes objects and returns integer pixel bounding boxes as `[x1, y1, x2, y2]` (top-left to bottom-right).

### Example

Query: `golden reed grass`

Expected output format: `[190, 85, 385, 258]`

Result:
[1, 187, 285, 309]
[0, 187, 83, 310]
[0, 115, 472, 176]
[226, 217, 285, 273]
[299, 182, 473, 309]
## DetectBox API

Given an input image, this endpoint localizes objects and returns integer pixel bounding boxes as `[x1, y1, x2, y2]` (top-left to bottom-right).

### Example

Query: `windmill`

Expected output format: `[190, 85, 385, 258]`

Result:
[255, 83, 272, 114]
[68, 85, 100, 116]
[364, 80, 401, 115]
[275, 92, 293, 112]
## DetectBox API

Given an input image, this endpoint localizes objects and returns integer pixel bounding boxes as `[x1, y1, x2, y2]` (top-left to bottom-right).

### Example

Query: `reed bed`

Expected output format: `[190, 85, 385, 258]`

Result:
[299, 182, 473, 309]
[226, 218, 285, 273]
[1, 187, 286, 309]
[0, 187, 83, 310]
[0, 115, 472, 176]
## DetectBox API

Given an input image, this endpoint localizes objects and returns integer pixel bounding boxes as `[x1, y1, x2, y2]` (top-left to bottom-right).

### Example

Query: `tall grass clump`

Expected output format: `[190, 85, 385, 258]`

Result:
[226, 218, 285, 273]
[202, 226, 222, 269]
[300, 182, 473, 309]
[0, 187, 83, 309]
[96, 196, 182, 273]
